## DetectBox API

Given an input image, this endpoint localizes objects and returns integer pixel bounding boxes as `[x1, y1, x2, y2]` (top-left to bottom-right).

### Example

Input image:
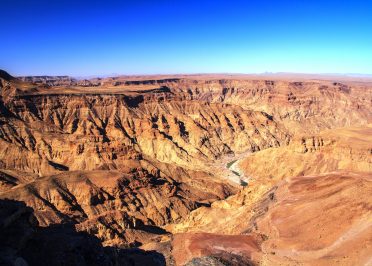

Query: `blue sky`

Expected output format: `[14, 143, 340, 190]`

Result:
[1, 0, 371, 76]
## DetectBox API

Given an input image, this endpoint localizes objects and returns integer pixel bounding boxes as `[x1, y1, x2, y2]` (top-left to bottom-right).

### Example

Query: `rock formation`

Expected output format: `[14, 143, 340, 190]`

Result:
[0, 69, 371, 265]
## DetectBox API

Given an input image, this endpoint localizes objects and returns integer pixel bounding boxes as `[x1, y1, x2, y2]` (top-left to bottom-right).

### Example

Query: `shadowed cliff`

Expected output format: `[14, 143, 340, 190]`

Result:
[0, 199, 166, 266]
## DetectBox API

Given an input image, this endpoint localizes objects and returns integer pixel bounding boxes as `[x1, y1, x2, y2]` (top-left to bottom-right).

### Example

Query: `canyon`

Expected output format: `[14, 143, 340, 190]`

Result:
[0, 70, 371, 265]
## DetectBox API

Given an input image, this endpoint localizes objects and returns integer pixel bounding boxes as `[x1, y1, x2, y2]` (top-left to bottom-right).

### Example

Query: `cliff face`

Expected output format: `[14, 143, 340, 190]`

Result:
[1, 76, 370, 176]
[0, 92, 288, 176]
[0, 71, 372, 265]
[166, 79, 371, 134]
[239, 125, 372, 181]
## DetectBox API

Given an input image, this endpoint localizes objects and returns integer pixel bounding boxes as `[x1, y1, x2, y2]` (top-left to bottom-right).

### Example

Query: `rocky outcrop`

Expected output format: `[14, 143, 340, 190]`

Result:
[0, 70, 16, 81]
[0, 169, 37, 193]
[17, 76, 103, 87]
[172, 233, 260, 266]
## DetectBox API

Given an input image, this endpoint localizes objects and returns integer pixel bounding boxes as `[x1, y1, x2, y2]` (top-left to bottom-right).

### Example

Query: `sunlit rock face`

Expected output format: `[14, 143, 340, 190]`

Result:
[0, 70, 371, 265]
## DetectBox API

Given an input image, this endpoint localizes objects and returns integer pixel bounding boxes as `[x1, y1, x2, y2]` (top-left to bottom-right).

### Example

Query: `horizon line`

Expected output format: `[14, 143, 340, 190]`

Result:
[10, 71, 372, 79]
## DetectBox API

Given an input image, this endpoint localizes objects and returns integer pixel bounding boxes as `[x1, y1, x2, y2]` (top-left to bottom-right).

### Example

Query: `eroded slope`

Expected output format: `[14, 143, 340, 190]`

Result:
[1, 70, 372, 265]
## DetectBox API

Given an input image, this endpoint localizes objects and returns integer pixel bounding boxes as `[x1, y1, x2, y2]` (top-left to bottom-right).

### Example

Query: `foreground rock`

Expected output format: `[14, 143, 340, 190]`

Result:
[167, 172, 372, 265]
[0, 166, 235, 247]
[253, 172, 372, 265]
[0, 199, 166, 266]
